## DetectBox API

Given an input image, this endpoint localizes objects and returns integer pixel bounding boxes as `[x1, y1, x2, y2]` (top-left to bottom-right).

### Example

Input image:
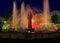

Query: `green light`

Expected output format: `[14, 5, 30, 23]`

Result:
[2, 29, 7, 32]
[2, 24, 9, 32]
[3, 24, 7, 29]
[53, 24, 58, 30]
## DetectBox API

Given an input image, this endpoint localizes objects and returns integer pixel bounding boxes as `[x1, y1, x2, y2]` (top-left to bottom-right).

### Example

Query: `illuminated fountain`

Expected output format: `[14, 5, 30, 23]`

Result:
[12, 1, 18, 29]
[40, 0, 56, 32]
[11, 0, 58, 32]
[12, 1, 28, 29]
[42, 0, 50, 26]
[20, 2, 28, 29]
[30, 0, 56, 32]
[41, 0, 51, 30]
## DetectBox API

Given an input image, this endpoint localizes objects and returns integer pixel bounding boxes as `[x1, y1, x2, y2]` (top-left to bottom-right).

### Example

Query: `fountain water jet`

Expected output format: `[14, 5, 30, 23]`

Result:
[20, 2, 28, 29]
[11, 0, 56, 32]
[40, 0, 56, 32]
[40, 0, 51, 31]
[12, 1, 18, 29]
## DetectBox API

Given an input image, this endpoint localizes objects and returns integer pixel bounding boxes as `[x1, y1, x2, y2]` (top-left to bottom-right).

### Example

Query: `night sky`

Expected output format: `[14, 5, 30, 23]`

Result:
[0, 0, 60, 16]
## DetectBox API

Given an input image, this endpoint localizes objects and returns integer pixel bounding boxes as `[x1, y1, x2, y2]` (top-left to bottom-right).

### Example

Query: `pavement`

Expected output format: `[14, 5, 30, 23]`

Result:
[0, 31, 60, 39]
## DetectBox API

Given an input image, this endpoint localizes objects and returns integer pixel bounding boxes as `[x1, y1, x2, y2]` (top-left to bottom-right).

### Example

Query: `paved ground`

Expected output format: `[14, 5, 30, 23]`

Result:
[0, 31, 60, 39]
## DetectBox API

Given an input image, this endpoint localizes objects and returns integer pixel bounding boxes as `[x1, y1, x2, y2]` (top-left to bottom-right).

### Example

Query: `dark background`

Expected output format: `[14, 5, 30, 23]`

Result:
[0, 0, 60, 17]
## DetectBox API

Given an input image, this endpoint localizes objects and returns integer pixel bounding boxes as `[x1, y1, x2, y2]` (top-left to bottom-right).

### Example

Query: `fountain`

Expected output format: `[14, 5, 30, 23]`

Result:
[11, 0, 57, 32]
[41, 0, 56, 32]
[40, 0, 51, 30]
[12, 1, 18, 29]
[20, 2, 28, 29]
[43, 0, 50, 25]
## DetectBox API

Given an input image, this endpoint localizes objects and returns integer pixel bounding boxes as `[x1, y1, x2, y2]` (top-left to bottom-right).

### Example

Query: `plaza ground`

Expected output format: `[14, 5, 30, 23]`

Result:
[0, 30, 60, 39]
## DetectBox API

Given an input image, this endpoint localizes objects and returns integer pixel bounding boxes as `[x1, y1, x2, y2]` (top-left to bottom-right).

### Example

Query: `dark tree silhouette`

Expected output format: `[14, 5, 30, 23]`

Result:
[51, 14, 59, 24]
[5, 10, 12, 21]
[51, 11, 59, 24]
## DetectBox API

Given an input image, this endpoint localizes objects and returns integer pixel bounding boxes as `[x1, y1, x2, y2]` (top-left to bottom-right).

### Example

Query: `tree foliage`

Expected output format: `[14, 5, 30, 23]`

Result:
[50, 11, 60, 24]
[5, 10, 12, 21]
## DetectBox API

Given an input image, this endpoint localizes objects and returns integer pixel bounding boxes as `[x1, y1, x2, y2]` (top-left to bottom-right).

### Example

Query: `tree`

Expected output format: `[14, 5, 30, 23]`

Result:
[50, 11, 60, 24]
[51, 14, 59, 23]
[4, 10, 12, 21]
[0, 16, 5, 22]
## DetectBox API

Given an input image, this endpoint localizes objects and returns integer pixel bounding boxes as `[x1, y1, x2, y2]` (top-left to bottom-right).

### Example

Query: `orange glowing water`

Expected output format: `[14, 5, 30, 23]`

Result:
[20, 2, 28, 28]
[12, 0, 55, 31]
[12, 1, 18, 29]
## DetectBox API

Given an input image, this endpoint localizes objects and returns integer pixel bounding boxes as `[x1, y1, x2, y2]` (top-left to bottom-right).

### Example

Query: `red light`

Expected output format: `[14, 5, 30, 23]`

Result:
[32, 19, 37, 30]
[10, 24, 14, 29]
[51, 25, 56, 32]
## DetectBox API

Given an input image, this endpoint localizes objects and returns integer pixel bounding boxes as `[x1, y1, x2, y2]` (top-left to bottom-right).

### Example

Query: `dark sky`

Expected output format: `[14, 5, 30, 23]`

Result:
[0, 0, 60, 16]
